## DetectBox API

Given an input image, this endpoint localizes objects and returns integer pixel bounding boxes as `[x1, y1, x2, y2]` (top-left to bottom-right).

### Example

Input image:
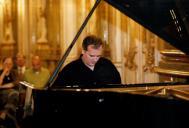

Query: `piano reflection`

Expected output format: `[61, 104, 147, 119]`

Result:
[30, 0, 189, 127]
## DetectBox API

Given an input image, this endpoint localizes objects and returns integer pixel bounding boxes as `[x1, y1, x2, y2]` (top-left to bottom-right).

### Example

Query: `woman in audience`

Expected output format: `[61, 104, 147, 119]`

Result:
[0, 57, 20, 128]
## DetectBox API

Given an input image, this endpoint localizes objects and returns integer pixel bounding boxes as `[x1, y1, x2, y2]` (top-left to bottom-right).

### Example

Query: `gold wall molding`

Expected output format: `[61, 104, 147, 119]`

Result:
[154, 67, 189, 77]
[143, 31, 155, 72]
[3, 0, 15, 43]
[125, 46, 137, 70]
[124, 19, 138, 71]
[0, 0, 17, 58]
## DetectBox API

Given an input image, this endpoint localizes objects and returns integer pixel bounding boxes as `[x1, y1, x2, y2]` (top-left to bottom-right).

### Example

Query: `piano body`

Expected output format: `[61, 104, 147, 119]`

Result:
[31, 0, 189, 127]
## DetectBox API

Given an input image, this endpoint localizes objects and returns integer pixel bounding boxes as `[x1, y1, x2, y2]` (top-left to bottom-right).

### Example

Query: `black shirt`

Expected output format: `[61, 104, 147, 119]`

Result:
[0, 69, 16, 85]
[54, 57, 121, 87]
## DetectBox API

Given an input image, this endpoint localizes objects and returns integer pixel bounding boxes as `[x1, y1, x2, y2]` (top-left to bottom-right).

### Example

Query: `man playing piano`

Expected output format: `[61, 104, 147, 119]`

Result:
[54, 35, 121, 87]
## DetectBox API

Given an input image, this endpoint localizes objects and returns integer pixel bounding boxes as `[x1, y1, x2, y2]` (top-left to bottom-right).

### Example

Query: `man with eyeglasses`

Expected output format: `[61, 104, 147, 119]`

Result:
[54, 35, 121, 87]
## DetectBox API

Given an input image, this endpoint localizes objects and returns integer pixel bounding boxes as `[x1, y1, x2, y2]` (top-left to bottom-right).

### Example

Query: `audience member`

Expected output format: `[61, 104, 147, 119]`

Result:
[14, 53, 28, 113]
[22, 55, 50, 118]
[23, 55, 50, 89]
[15, 53, 27, 81]
[0, 57, 19, 128]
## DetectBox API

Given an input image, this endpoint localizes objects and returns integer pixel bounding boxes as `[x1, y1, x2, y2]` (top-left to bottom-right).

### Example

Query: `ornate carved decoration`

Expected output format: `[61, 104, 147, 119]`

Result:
[143, 36, 155, 72]
[0, 0, 16, 57]
[3, 0, 15, 43]
[36, 0, 48, 43]
[125, 46, 137, 70]
[0, 42, 16, 57]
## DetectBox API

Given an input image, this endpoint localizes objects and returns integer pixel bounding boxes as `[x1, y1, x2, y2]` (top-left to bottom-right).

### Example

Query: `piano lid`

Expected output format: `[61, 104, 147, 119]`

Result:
[105, 0, 189, 55]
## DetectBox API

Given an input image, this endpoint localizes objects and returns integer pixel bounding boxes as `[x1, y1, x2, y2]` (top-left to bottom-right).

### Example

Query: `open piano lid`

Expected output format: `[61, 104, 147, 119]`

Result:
[105, 0, 189, 55]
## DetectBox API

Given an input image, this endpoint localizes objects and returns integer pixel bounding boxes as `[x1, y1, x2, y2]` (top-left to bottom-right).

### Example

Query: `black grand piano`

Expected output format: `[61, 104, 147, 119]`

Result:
[30, 0, 189, 127]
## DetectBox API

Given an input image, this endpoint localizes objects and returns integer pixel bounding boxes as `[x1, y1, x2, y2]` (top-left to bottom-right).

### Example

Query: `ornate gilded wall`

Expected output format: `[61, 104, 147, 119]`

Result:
[0, 0, 172, 84]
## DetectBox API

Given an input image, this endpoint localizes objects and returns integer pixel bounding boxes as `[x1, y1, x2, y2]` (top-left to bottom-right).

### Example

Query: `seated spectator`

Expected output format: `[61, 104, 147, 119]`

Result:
[14, 53, 28, 109]
[22, 55, 50, 118]
[15, 53, 27, 81]
[23, 55, 50, 89]
[0, 57, 20, 128]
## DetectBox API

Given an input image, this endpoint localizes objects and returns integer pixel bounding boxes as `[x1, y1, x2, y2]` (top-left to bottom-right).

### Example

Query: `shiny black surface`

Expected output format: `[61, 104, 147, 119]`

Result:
[50, 81, 187, 90]
[105, 0, 189, 54]
[33, 89, 189, 127]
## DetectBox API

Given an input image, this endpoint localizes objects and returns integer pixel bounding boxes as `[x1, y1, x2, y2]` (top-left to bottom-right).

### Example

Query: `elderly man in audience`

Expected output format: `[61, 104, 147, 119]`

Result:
[22, 55, 50, 118]
[23, 55, 50, 89]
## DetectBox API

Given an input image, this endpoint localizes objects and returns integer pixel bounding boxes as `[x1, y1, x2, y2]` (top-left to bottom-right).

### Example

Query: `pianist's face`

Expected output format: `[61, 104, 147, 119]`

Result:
[82, 45, 103, 68]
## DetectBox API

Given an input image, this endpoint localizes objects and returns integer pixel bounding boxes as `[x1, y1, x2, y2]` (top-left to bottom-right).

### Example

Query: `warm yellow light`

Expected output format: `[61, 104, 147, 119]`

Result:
[0, 0, 4, 5]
